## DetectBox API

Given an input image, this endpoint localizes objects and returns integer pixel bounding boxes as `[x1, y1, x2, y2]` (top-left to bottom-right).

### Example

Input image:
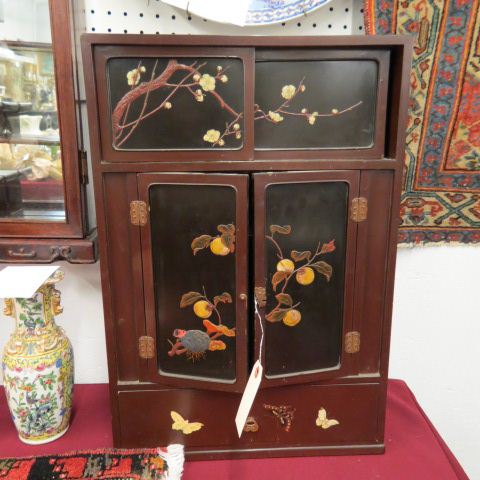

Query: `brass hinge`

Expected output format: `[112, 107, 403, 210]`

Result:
[138, 336, 155, 359]
[130, 201, 148, 226]
[351, 197, 368, 222]
[79, 150, 88, 185]
[254, 286, 266, 308]
[345, 331, 361, 354]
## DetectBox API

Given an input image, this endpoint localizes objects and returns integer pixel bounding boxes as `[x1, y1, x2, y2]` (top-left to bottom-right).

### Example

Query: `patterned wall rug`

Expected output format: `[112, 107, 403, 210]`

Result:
[364, 0, 480, 245]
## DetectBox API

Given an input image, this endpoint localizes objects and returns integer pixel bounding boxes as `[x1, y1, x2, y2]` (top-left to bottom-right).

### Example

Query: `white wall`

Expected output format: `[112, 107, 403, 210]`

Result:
[390, 247, 480, 479]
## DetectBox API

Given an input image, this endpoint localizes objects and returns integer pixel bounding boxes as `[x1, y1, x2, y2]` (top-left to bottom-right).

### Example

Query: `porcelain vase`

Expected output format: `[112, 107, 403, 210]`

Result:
[2, 270, 74, 444]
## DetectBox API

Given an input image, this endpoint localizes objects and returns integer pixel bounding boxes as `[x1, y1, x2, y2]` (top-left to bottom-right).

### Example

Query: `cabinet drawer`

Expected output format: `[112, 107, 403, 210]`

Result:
[0, 233, 97, 264]
[117, 382, 382, 456]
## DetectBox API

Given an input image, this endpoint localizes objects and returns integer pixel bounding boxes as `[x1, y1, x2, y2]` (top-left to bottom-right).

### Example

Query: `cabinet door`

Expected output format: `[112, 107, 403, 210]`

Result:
[253, 171, 360, 387]
[138, 173, 248, 392]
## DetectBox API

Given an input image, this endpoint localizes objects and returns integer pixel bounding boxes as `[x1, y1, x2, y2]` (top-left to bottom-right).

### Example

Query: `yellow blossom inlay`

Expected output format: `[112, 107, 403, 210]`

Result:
[203, 129, 221, 143]
[126, 67, 146, 87]
[281, 85, 296, 100]
[199, 74, 216, 92]
[268, 111, 284, 123]
[308, 112, 318, 125]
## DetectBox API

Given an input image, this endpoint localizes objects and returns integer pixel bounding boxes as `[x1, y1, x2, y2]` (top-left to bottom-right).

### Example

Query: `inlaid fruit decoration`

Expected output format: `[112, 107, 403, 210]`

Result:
[167, 290, 235, 361]
[191, 224, 235, 256]
[266, 225, 336, 327]
[111, 59, 362, 148]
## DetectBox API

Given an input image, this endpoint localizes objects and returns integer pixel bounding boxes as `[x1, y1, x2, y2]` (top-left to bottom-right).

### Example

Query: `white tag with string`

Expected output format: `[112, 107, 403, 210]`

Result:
[235, 297, 265, 438]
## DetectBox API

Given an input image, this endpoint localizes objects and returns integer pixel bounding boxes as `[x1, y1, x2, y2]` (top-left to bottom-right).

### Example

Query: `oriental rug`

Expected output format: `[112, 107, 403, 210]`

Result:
[364, 0, 480, 245]
[0, 447, 184, 480]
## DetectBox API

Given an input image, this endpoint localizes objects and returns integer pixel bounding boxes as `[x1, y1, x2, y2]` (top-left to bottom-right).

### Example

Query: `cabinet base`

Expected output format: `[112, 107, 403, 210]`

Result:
[114, 382, 386, 459]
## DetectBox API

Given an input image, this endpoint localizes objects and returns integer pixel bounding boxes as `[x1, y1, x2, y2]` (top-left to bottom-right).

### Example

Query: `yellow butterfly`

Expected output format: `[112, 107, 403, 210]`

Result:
[171, 411, 204, 435]
[315, 408, 339, 429]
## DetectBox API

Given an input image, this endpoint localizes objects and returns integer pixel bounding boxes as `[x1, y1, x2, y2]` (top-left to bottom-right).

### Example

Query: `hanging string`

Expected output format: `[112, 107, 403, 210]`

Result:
[254, 296, 265, 364]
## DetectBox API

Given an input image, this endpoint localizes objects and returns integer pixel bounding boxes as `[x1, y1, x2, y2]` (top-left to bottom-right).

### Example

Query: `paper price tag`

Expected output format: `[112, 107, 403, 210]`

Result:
[235, 360, 263, 438]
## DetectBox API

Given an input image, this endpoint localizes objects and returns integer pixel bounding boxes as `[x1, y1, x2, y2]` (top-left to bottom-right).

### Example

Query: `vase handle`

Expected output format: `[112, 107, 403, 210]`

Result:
[3, 298, 14, 317]
[51, 289, 63, 316]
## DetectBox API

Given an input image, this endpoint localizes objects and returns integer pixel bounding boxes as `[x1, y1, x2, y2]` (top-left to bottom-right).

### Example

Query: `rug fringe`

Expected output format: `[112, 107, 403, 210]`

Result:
[159, 444, 184, 480]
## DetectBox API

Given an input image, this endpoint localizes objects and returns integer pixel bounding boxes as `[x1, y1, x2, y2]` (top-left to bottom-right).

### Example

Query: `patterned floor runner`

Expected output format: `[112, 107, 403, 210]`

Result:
[0, 446, 184, 480]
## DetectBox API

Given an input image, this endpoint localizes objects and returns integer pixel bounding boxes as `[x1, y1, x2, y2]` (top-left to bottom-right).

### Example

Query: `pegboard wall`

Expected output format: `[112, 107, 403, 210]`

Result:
[81, 0, 365, 36]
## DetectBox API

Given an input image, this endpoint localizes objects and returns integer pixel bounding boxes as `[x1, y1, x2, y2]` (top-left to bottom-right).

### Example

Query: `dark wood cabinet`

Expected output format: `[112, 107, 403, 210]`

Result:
[82, 34, 412, 459]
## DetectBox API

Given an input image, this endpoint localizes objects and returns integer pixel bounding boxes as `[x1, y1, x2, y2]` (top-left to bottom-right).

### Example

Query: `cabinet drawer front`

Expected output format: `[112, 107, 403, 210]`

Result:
[117, 383, 382, 452]
[92, 46, 254, 162]
[254, 49, 390, 158]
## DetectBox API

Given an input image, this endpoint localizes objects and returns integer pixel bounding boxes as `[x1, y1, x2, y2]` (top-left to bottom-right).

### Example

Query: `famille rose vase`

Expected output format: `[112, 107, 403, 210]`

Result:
[2, 270, 74, 444]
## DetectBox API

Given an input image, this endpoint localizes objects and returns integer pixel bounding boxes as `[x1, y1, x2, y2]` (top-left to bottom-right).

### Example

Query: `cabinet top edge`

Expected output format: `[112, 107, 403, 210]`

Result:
[81, 34, 414, 50]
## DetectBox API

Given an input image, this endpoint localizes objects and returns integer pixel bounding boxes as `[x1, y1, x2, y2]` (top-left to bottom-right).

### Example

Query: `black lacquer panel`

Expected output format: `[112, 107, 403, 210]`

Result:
[255, 60, 378, 150]
[107, 57, 244, 150]
[150, 184, 237, 382]
[264, 181, 348, 377]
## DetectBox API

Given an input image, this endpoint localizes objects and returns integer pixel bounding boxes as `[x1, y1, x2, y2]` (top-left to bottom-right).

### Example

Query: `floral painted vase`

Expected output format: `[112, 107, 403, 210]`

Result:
[2, 270, 74, 444]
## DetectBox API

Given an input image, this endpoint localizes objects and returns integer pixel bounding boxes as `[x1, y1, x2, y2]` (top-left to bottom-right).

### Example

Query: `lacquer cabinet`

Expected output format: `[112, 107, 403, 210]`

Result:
[82, 34, 412, 459]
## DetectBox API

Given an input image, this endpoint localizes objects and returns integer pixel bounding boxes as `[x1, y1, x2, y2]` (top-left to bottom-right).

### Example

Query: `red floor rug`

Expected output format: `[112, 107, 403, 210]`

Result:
[364, 0, 480, 245]
[0, 447, 181, 480]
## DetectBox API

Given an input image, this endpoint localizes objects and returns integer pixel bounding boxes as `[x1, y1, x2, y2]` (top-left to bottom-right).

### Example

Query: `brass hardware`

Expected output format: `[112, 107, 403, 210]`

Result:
[239, 293, 247, 301]
[243, 417, 259, 433]
[254, 286, 266, 308]
[139, 336, 155, 359]
[130, 201, 148, 226]
[351, 197, 368, 222]
[345, 331, 361, 354]
[7, 247, 36, 258]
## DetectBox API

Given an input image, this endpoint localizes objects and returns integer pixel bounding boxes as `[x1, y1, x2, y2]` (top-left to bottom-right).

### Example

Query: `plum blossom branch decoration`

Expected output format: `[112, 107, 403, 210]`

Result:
[111, 61, 363, 148]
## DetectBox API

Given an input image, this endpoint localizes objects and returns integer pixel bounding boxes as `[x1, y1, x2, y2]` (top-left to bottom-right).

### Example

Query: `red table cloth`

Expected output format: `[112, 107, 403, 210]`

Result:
[0, 380, 468, 479]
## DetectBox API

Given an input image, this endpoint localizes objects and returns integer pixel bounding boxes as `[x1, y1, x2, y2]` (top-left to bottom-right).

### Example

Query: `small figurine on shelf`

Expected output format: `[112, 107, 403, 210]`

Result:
[2, 270, 74, 444]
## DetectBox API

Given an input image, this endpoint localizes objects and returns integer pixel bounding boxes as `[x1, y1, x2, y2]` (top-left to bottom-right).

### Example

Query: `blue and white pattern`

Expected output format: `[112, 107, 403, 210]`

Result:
[245, 0, 334, 25]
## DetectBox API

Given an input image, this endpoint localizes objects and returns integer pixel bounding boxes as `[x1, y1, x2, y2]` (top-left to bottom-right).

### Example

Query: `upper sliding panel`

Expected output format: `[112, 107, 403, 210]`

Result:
[93, 46, 254, 162]
[254, 49, 390, 159]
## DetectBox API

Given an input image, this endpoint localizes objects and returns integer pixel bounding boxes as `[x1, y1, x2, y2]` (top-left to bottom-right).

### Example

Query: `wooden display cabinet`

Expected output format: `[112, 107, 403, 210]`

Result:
[0, 0, 96, 264]
[82, 34, 412, 459]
